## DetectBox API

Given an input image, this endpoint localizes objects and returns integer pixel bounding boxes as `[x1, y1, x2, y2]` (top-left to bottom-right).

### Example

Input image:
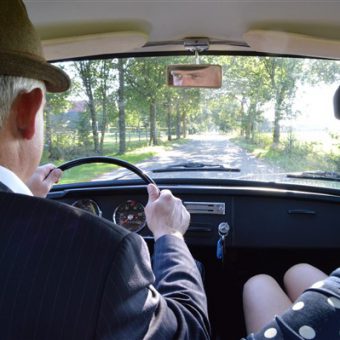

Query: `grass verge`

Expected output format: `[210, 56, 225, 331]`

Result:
[50, 138, 188, 184]
[231, 133, 335, 172]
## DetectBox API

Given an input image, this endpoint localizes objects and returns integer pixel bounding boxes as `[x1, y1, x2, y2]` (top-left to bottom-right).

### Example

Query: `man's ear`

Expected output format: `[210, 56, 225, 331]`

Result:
[14, 88, 44, 140]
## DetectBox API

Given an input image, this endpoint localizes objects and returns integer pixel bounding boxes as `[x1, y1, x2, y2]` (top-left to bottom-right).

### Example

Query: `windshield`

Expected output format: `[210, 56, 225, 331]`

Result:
[45, 55, 340, 190]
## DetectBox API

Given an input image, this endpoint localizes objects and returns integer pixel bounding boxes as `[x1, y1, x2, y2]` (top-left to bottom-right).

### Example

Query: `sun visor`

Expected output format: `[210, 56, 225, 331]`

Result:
[42, 31, 148, 60]
[244, 30, 340, 59]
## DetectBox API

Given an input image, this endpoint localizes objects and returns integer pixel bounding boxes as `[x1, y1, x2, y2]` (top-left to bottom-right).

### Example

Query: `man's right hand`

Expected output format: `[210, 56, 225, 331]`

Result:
[145, 184, 190, 241]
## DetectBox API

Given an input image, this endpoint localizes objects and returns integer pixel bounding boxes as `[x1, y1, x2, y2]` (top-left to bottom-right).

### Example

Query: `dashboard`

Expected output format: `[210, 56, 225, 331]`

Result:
[48, 183, 340, 249]
[48, 181, 340, 339]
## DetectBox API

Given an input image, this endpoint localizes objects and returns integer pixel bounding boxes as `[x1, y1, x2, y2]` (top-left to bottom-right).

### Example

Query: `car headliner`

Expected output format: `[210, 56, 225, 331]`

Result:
[25, 0, 340, 60]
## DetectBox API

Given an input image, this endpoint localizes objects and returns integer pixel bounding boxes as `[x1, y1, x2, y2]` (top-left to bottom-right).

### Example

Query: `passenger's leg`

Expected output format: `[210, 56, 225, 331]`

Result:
[283, 263, 328, 302]
[242, 274, 292, 334]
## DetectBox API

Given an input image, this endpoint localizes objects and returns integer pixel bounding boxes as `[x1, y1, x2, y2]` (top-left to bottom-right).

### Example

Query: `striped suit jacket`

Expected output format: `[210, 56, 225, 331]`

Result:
[0, 189, 210, 339]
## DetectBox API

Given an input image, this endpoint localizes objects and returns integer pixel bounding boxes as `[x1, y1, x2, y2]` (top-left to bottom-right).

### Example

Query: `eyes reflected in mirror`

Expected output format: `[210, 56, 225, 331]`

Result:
[167, 64, 222, 88]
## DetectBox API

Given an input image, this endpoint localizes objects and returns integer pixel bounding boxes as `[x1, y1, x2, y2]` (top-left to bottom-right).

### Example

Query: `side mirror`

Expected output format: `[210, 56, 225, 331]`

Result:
[167, 64, 222, 88]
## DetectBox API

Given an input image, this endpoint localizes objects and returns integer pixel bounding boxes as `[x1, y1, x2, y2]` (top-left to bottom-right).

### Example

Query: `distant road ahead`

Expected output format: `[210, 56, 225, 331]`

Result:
[96, 134, 282, 181]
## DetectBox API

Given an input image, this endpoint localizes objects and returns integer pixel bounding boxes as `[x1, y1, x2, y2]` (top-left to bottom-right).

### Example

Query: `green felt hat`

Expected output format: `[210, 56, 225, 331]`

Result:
[0, 0, 70, 92]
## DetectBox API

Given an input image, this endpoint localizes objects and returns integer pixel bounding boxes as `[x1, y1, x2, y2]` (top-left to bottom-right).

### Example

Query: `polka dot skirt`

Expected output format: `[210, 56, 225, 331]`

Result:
[243, 268, 340, 340]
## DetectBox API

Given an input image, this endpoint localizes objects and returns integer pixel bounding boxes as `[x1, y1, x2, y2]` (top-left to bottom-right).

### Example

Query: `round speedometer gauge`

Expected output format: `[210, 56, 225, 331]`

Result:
[113, 200, 146, 232]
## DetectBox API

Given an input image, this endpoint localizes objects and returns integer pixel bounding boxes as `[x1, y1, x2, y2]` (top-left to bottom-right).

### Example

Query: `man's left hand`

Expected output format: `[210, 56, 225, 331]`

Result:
[26, 164, 63, 197]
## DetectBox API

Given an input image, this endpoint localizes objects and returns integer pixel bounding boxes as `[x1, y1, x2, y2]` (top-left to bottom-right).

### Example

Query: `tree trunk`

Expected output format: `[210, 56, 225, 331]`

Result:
[273, 95, 283, 146]
[87, 91, 99, 153]
[273, 112, 281, 145]
[245, 102, 256, 141]
[99, 60, 110, 153]
[44, 110, 53, 159]
[239, 97, 246, 137]
[182, 112, 187, 138]
[149, 101, 158, 145]
[176, 102, 181, 139]
[167, 100, 172, 141]
[118, 59, 126, 154]
[267, 59, 282, 147]
[78, 61, 99, 153]
[100, 99, 107, 153]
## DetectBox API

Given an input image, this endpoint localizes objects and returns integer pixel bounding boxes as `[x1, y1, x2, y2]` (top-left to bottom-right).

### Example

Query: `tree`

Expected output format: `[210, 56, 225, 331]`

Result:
[216, 56, 270, 139]
[75, 59, 118, 154]
[74, 60, 100, 153]
[97, 59, 112, 153]
[165, 93, 173, 140]
[263, 58, 303, 145]
[117, 59, 127, 154]
[177, 89, 201, 137]
[45, 92, 71, 160]
[222, 56, 302, 144]
[125, 57, 168, 146]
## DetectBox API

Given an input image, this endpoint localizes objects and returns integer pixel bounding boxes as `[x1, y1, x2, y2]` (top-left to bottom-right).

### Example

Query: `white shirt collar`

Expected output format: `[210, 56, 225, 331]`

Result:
[0, 166, 33, 196]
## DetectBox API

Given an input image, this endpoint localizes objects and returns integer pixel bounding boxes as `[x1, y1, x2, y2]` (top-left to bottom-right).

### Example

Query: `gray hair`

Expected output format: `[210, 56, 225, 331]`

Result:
[0, 76, 46, 128]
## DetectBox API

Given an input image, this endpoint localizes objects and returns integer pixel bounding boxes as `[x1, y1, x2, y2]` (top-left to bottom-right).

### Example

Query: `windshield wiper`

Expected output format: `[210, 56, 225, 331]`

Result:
[287, 170, 340, 182]
[152, 162, 240, 173]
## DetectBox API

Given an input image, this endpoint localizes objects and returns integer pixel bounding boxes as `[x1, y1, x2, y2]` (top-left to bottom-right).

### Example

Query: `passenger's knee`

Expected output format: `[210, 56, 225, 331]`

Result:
[243, 274, 276, 294]
[283, 263, 315, 285]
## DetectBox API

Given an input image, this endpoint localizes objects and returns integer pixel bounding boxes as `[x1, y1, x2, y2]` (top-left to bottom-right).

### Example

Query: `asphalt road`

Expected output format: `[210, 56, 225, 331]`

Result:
[96, 134, 283, 181]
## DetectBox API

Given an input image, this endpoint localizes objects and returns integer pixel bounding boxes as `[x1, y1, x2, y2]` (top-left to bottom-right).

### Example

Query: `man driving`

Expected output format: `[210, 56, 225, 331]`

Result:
[169, 65, 221, 88]
[0, 1, 210, 339]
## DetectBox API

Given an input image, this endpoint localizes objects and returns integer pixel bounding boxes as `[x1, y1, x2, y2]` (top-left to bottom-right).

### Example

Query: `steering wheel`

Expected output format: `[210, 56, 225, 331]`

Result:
[58, 156, 156, 185]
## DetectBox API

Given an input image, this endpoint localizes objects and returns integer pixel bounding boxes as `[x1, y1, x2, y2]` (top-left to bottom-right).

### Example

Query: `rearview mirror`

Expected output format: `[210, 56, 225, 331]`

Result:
[167, 64, 222, 88]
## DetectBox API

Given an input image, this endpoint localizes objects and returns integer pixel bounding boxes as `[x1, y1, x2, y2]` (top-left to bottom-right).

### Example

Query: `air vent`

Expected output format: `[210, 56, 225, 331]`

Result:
[184, 202, 225, 215]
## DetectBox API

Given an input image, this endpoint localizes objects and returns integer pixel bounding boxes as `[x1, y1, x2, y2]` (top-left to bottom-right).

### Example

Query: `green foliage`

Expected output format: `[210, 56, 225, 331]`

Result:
[45, 55, 340, 173]
[328, 132, 340, 172]
[77, 110, 92, 148]
[59, 152, 155, 184]
[233, 132, 335, 172]
[57, 137, 189, 184]
[305, 59, 340, 85]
